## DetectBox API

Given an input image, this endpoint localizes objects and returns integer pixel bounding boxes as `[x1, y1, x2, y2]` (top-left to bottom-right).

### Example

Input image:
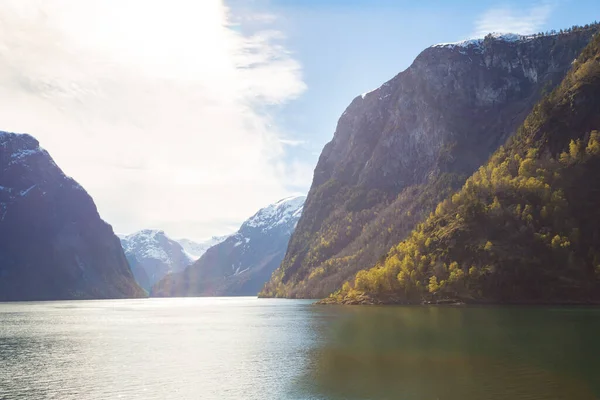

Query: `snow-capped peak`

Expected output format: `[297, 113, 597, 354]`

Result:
[360, 88, 378, 99]
[431, 32, 538, 50]
[243, 195, 306, 231]
[1, 132, 46, 169]
[121, 229, 164, 240]
[120, 229, 191, 264]
[178, 235, 231, 259]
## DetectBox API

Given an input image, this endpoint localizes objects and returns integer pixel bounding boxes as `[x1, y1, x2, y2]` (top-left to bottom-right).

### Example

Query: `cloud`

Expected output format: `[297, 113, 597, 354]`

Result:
[473, 1, 556, 36]
[236, 13, 279, 24]
[0, 0, 311, 240]
[279, 138, 305, 146]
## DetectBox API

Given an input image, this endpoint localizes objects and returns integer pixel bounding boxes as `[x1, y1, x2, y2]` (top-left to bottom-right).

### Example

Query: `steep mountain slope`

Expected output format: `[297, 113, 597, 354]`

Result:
[0, 132, 145, 301]
[177, 235, 230, 259]
[261, 26, 600, 299]
[329, 31, 600, 305]
[152, 196, 305, 297]
[119, 230, 194, 290]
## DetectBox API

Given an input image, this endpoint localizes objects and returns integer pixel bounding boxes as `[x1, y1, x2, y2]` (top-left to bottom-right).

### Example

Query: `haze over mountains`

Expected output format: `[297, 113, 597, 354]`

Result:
[119, 230, 195, 291]
[2, 24, 599, 304]
[178, 236, 230, 259]
[118, 197, 304, 296]
[0, 127, 303, 300]
[152, 196, 305, 297]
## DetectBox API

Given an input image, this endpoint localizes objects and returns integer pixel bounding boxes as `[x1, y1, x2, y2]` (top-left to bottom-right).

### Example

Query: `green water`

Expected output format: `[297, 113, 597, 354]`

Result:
[307, 305, 600, 400]
[1, 298, 599, 399]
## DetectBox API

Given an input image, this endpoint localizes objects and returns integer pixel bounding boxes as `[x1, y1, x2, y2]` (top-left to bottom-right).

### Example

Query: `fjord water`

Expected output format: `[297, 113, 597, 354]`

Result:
[1, 299, 599, 400]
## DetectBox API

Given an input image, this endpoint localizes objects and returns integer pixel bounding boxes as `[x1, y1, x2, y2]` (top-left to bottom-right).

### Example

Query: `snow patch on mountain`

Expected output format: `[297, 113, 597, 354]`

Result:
[360, 88, 377, 99]
[0, 130, 145, 300]
[243, 195, 306, 232]
[178, 235, 230, 259]
[119, 229, 196, 289]
[151, 195, 306, 297]
[10, 148, 42, 161]
[120, 229, 179, 264]
[19, 184, 37, 197]
[0, 131, 78, 225]
[432, 32, 542, 51]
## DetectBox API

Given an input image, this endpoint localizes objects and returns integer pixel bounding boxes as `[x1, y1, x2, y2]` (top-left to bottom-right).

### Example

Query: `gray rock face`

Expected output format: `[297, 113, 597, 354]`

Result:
[263, 29, 599, 299]
[152, 196, 305, 297]
[317, 33, 592, 191]
[0, 131, 145, 301]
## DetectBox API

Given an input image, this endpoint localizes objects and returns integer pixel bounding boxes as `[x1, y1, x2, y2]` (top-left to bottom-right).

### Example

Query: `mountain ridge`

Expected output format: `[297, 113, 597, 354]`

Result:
[152, 195, 305, 297]
[261, 25, 600, 299]
[119, 229, 194, 290]
[0, 131, 145, 301]
[328, 30, 600, 305]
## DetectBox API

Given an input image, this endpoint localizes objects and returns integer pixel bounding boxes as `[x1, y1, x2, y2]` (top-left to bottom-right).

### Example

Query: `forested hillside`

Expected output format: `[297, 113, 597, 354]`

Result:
[327, 32, 600, 304]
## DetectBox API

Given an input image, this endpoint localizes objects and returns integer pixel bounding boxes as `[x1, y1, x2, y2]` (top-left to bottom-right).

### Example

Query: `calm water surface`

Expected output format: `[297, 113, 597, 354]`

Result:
[0, 298, 599, 400]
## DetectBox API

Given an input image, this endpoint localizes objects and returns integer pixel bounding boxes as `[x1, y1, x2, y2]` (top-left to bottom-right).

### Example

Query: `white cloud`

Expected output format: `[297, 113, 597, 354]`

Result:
[0, 0, 311, 240]
[279, 138, 305, 146]
[473, 1, 556, 37]
[236, 13, 279, 24]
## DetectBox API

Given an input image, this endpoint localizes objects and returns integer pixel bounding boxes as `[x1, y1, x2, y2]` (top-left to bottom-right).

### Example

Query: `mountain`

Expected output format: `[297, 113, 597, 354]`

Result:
[0, 131, 145, 301]
[177, 235, 230, 259]
[152, 196, 305, 297]
[119, 229, 194, 290]
[328, 30, 600, 305]
[260, 26, 600, 299]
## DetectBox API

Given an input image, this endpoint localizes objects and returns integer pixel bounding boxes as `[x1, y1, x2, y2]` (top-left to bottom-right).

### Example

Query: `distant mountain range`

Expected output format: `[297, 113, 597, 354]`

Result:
[177, 235, 230, 259]
[152, 196, 305, 297]
[4, 25, 598, 306]
[0, 131, 145, 301]
[119, 230, 196, 291]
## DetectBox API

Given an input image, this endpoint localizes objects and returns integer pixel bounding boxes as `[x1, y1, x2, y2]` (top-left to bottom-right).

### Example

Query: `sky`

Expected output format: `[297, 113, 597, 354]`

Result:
[0, 0, 598, 241]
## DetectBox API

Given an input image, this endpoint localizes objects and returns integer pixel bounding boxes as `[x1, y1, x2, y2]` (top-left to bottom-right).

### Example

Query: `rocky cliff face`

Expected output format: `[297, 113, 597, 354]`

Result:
[261, 28, 600, 299]
[152, 196, 305, 297]
[119, 230, 194, 290]
[329, 31, 600, 305]
[0, 131, 145, 301]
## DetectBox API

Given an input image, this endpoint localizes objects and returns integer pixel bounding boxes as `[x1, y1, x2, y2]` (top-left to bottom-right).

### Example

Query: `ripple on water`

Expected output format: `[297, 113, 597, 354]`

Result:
[1, 299, 599, 400]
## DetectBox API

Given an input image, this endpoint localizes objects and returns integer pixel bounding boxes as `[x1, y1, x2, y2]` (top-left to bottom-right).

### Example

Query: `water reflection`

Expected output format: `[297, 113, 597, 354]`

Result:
[302, 306, 600, 400]
[1, 300, 599, 400]
[1, 312, 71, 398]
